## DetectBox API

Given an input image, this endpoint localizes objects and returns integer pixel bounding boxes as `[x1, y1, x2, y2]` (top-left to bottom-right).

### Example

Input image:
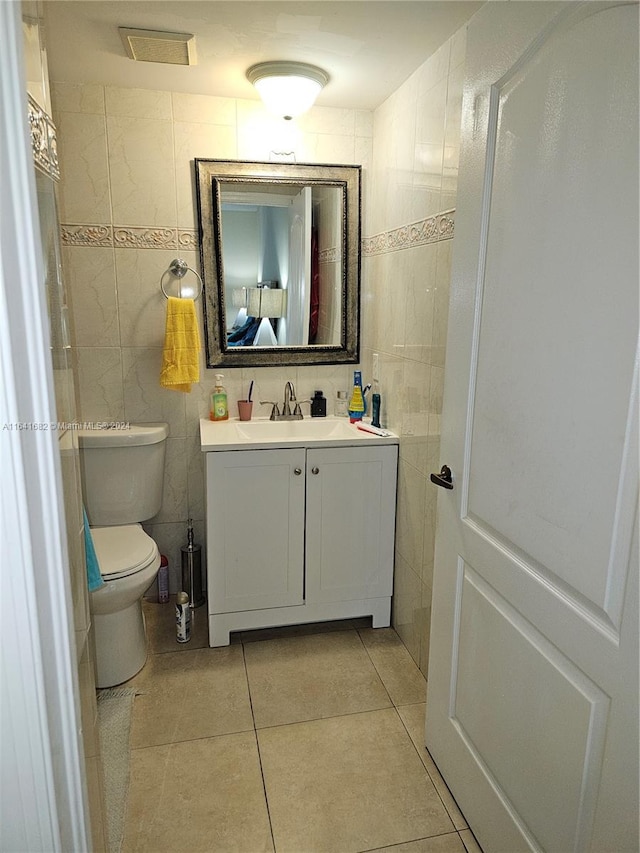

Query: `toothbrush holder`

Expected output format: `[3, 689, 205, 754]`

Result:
[237, 400, 253, 421]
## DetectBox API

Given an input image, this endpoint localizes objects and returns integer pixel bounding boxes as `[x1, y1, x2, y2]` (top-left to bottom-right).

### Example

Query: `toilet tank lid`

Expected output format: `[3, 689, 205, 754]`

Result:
[77, 423, 168, 448]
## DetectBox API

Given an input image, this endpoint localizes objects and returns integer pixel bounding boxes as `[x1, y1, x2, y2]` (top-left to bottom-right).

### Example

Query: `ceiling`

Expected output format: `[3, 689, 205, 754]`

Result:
[44, 1, 483, 112]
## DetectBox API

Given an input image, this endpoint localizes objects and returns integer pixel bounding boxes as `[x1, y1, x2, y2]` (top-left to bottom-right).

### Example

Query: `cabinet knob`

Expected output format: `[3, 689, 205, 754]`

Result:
[311, 467, 320, 475]
[294, 467, 302, 475]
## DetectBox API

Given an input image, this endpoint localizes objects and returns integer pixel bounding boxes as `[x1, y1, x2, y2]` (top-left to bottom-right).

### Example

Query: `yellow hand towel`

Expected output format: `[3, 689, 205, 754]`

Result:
[160, 297, 200, 392]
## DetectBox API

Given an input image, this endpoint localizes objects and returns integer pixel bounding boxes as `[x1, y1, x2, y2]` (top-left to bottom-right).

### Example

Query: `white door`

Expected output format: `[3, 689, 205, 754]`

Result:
[286, 186, 312, 345]
[426, 4, 638, 853]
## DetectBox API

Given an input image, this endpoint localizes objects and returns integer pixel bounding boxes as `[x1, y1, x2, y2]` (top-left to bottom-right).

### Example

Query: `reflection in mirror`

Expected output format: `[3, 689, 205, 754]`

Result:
[221, 181, 342, 348]
[195, 160, 361, 368]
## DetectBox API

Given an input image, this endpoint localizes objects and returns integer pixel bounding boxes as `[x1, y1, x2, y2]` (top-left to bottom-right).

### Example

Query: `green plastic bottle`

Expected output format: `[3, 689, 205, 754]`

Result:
[210, 374, 229, 421]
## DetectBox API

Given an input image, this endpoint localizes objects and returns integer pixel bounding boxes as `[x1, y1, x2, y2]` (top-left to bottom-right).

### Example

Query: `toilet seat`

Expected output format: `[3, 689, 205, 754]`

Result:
[91, 523, 159, 580]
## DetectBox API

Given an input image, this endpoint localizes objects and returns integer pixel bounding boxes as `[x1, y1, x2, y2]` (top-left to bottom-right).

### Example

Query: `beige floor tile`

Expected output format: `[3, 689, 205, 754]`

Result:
[122, 732, 273, 853]
[143, 597, 209, 654]
[397, 703, 468, 831]
[258, 708, 454, 853]
[459, 829, 484, 853]
[359, 627, 428, 705]
[368, 832, 466, 852]
[244, 630, 392, 728]
[128, 645, 253, 748]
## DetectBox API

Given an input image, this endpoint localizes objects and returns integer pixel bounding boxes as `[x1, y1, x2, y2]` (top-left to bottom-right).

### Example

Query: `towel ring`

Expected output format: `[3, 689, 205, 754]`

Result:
[161, 258, 203, 301]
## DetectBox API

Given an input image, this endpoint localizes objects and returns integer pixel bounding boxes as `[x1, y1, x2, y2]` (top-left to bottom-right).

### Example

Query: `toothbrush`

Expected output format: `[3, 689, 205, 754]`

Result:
[356, 422, 393, 437]
[247, 380, 254, 402]
[361, 383, 372, 418]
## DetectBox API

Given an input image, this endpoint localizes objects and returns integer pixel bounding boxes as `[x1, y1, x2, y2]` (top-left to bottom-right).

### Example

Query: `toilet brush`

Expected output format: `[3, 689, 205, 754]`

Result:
[181, 518, 205, 608]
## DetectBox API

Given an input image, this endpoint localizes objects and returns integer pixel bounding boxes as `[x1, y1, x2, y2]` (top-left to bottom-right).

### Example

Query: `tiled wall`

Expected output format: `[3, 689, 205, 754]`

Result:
[51, 84, 373, 591]
[362, 27, 466, 675]
[51, 24, 466, 669]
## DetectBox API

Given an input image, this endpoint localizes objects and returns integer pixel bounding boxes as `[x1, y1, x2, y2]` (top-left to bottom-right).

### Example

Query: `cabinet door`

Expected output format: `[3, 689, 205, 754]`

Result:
[206, 448, 305, 613]
[305, 445, 398, 603]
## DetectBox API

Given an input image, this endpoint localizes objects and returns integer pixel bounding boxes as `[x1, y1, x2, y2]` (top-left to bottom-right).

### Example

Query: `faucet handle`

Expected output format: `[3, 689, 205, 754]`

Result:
[293, 400, 311, 417]
[260, 401, 280, 420]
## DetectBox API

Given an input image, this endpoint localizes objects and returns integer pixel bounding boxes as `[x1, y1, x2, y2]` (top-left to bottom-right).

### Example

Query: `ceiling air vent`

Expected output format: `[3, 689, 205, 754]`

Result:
[119, 27, 197, 66]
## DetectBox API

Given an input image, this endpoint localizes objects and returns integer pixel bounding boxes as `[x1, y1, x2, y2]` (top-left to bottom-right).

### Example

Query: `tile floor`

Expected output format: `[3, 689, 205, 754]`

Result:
[121, 599, 483, 853]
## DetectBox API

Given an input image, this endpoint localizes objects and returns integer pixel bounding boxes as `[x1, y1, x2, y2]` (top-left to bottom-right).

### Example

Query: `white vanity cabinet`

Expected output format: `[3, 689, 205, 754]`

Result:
[205, 443, 398, 646]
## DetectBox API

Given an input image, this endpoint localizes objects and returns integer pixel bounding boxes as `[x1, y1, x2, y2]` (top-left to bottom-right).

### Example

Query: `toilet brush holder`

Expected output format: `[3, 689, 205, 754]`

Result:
[181, 543, 205, 608]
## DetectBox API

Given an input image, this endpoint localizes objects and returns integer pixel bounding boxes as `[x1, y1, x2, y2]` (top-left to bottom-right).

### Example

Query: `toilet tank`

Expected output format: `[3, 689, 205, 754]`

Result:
[78, 423, 168, 526]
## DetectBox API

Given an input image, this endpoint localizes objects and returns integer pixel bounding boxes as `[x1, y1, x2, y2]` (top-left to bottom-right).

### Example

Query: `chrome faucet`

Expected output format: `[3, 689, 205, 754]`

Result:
[281, 381, 304, 419]
[260, 381, 306, 420]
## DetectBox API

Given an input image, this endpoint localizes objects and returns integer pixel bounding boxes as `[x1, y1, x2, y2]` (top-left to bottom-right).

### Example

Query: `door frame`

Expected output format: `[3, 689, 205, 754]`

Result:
[0, 4, 89, 849]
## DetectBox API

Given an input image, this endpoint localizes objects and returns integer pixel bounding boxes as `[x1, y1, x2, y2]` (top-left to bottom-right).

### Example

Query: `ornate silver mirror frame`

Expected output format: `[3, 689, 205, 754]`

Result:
[195, 159, 361, 368]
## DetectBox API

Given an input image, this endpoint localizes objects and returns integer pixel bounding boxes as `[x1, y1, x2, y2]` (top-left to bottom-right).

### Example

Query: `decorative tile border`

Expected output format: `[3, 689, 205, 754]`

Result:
[59, 212, 453, 256]
[319, 247, 341, 263]
[60, 225, 198, 250]
[362, 209, 455, 256]
[178, 230, 198, 250]
[114, 227, 177, 249]
[28, 94, 60, 182]
[61, 225, 113, 247]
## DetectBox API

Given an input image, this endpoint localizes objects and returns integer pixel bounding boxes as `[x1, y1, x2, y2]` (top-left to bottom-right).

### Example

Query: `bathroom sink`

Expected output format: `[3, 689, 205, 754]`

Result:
[235, 418, 355, 442]
[200, 416, 398, 451]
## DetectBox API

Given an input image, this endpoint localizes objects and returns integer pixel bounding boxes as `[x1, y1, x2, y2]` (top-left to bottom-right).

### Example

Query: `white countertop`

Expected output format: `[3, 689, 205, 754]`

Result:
[200, 416, 398, 451]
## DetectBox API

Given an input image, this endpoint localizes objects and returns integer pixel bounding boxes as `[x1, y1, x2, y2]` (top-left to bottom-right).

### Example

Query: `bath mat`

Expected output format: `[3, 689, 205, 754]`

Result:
[97, 687, 137, 853]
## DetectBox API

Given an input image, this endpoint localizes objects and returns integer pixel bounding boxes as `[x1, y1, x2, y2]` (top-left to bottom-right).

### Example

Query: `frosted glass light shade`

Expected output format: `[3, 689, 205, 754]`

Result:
[231, 287, 247, 308]
[247, 287, 286, 318]
[247, 61, 329, 120]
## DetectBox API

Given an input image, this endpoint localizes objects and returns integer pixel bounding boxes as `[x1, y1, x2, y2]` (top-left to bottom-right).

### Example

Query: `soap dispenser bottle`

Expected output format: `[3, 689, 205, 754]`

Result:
[348, 371, 365, 422]
[210, 374, 229, 421]
[310, 390, 327, 417]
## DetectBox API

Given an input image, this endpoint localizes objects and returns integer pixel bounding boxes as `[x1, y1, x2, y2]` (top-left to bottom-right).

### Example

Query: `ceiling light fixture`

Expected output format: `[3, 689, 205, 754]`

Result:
[246, 61, 329, 120]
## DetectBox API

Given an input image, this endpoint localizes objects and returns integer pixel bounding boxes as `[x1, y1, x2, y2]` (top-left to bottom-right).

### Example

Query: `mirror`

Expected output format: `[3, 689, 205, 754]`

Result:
[195, 159, 361, 367]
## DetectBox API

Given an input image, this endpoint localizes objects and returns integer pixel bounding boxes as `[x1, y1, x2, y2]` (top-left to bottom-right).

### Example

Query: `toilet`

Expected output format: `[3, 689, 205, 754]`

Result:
[78, 423, 168, 688]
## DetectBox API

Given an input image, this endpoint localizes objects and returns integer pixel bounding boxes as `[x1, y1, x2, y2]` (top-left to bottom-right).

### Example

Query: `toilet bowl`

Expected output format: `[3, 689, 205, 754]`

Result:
[78, 423, 168, 688]
[89, 524, 160, 688]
